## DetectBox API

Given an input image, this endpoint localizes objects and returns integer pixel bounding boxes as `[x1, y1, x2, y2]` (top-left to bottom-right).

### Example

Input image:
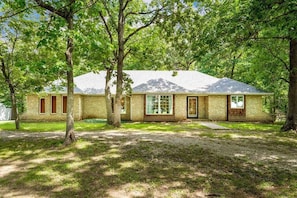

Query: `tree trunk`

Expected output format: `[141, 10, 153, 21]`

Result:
[1, 58, 20, 130]
[10, 89, 20, 130]
[64, 16, 76, 145]
[230, 56, 236, 79]
[281, 39, 297, 131]
[113, 0, 125, 128]
[105, 67, 114, 125]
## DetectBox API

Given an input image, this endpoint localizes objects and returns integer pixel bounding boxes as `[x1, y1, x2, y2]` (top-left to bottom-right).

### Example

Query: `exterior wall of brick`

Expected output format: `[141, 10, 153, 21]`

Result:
[246, 95, 272, 122]
[21, 94, 83, 121]
[83, 96, 106, 119]
[198, 96, 207, 119]
[175, 95, 187, 120]
[208, 95, 227, 121]
[22, 93, 272, 122]
[131, 94, 144, 121]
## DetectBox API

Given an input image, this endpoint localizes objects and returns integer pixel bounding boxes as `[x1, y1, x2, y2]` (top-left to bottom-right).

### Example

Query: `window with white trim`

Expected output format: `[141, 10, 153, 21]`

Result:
[146, 95, 173, 115]
[231, 95, 244, 109]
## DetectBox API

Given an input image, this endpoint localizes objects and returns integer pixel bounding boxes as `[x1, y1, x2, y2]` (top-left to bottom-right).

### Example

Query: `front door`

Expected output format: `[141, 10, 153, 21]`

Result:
[187, 96, 198, 118]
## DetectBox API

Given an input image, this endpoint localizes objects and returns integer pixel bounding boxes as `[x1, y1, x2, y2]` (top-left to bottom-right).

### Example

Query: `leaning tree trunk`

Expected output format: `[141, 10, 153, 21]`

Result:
[64, 16, 76, 145]
[113, 0, 125, 128]
[281, 39, 297, 131]
[105, 67, 114, 125]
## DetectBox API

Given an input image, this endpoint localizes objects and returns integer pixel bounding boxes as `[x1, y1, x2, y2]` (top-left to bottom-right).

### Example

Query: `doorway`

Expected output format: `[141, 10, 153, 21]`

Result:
[187, 96, 198, 118]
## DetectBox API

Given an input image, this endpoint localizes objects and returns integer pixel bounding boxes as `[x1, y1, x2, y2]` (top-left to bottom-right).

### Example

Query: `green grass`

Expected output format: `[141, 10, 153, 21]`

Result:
[219, 121, 283, 132]
[122, 121, 207, 132]
[0, 120, 108, 132]
[0, 137, 296, 198]
[0, 120, 206, 132]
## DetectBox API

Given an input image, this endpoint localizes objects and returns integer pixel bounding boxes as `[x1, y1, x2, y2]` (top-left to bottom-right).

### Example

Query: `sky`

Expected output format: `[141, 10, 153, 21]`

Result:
[143, 0, 152, 4]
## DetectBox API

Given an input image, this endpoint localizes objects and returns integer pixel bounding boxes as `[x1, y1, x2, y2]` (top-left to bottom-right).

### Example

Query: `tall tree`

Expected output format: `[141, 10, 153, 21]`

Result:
[97, 0, 164, 127]
[0, 10, 58, 129]
[235, 0, 297, 130]
[34, 0, 81, 144]
[0, 28, 21, 129]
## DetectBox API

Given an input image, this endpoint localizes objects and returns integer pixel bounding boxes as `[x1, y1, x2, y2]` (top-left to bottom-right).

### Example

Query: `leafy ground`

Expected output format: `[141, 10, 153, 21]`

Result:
[0, 121, 297, 198]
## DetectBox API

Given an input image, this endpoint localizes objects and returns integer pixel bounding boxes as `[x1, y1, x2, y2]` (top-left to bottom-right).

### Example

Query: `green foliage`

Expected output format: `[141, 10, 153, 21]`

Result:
[1, 0, 294, 122]
[171, 0, 295, 115]
[0, 13, 59, 110]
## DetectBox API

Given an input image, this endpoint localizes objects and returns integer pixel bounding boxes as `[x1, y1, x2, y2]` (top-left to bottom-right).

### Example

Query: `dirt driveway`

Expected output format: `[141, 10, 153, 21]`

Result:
[1, 130, 297, 172]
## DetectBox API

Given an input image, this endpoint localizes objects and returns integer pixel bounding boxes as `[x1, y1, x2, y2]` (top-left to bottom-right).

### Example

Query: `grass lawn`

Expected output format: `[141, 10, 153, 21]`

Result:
[1, 121, 297, 197]
[0, 120, 207, 132]
[219, 121, 283, 132]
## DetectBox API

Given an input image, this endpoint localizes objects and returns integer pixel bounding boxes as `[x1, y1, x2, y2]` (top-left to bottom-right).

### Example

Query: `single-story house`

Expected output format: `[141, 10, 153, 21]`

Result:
[21, 70, 273, 122]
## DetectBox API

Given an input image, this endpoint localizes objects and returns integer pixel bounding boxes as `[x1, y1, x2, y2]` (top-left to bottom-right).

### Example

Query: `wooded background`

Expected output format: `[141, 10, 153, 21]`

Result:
[1, 0, 296, 143]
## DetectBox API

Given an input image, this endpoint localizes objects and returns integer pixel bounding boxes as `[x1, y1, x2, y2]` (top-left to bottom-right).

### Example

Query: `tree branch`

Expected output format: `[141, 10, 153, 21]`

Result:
[280, 77, 289, 83]
[259, 9, 297, 24]
[126, 9, 161, 18]
[101, 0, 117, 32]
[73, 0, 98, 14]
[250, 36, 290, 40]
[0, 7, 33, 21]
[34, 0, 68, 19]
[0, 56, 13, 89]
[124, 9, 161, 44]
[0, 57, 8, 81]
[263, 44, 289, 71]
[99, 11, 113, 43]
[123, 0, 132, 12]
[124, 48, 132, 60]
[9, 32, 19, 74]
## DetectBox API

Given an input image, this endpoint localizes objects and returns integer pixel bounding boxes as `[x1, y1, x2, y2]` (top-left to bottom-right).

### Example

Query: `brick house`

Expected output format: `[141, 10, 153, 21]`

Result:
[21, 70, 273, 122]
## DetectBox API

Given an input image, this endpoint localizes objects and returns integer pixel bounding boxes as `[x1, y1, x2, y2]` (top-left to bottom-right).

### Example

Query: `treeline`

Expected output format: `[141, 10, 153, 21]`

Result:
[1, 0, 296, 144]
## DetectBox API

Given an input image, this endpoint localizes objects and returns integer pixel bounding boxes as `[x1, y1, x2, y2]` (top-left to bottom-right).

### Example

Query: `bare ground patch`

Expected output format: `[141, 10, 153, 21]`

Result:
[1, 130, 297, 197]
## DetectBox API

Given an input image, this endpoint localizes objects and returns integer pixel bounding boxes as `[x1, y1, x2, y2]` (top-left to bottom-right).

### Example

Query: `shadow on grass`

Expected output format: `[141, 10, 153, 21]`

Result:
[0, 137, 297, 198]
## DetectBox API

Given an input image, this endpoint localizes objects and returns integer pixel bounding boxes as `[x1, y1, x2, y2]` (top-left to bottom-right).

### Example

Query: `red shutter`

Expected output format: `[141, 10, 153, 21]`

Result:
[63, 96, 67, 113]
[52, 96, 57, 113]
[40, 98, 45, 113]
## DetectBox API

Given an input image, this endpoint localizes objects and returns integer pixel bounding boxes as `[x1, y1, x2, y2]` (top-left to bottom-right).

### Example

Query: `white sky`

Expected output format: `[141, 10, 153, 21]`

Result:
[143, 0, 152, 4]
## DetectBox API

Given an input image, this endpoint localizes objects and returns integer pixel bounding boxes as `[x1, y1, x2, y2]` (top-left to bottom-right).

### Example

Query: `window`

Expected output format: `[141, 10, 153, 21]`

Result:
[62, 96, 67, 113]
[231, 95, 244, 109]
[146, 95, 173, 115]
[51, 96, 57, 114]
[40, 98, 45, 114]
[121, 97, 126, 114]
[111, 97, 126, 114]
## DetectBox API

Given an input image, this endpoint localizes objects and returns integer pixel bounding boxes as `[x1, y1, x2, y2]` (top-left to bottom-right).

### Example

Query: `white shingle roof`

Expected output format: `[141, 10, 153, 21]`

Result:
[207, 78, 266, 94]
[47, 70, 270, 95]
